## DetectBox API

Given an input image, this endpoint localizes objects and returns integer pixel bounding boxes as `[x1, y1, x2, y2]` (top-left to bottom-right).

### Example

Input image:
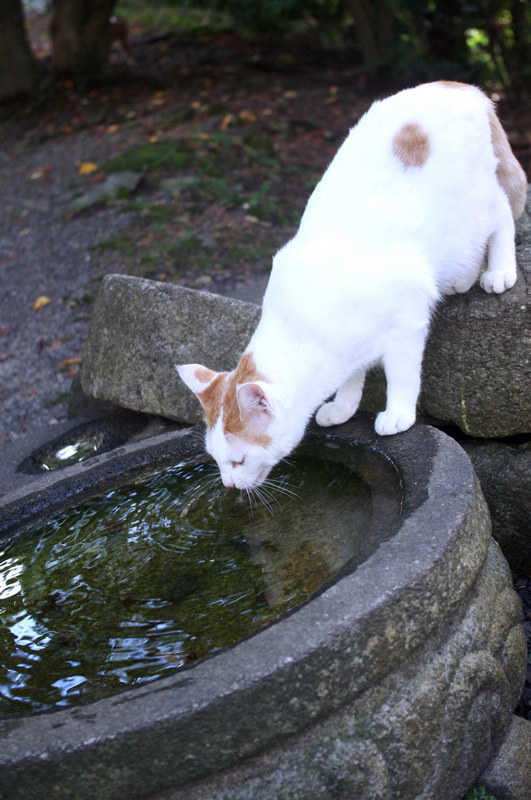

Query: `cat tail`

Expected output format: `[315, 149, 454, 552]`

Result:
[488, 103, 527, 219]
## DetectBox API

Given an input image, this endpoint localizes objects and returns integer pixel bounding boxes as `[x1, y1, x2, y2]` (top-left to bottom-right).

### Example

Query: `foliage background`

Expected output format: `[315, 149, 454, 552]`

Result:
[113, 0, 529, 96]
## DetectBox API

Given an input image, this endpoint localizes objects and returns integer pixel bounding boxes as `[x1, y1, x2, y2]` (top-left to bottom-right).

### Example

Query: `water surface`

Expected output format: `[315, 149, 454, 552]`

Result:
[0, 453, 372, 714]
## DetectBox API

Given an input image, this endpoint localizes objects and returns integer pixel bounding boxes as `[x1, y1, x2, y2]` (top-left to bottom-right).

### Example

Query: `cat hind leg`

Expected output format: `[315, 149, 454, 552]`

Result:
[316, 369, 365, 427]
[480, 192, 517, 294]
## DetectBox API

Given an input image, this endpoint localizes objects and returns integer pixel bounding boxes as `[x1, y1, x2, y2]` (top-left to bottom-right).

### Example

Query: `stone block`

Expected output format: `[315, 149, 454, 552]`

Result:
[80, 276, 260, 424]
[461, 438, 531, 572]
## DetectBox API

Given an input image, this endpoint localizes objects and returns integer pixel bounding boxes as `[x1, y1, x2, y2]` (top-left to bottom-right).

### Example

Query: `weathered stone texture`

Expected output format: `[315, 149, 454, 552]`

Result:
[479, 715, 531, 800]
[80, 276, 260, 424]
[462, 438, 531, 572]
[148, 541, 528, 800]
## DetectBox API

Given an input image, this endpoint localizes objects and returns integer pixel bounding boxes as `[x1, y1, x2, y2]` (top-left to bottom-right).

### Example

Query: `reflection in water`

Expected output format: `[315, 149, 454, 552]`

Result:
[0, 454, 372, 714]
[34, 433, 106, 471]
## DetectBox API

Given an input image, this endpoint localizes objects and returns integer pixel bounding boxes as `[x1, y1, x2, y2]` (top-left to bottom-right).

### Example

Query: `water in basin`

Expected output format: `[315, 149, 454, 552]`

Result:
[0, 442, 394, 714]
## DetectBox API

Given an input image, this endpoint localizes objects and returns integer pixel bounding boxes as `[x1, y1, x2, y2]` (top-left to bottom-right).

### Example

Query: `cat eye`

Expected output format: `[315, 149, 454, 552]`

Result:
[231, 458, 245, 468]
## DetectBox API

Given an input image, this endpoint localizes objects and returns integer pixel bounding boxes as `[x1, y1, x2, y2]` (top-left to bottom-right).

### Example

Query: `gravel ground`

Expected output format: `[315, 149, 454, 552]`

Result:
[0, 126, 139, 446]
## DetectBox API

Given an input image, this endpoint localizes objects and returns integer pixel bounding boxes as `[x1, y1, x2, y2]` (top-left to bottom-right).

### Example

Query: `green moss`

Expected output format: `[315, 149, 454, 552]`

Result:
[465, 787, 498, 800]
[102, 141, 195, 174]
[115, 0, 232, 36]
[92, 233, 137, 256]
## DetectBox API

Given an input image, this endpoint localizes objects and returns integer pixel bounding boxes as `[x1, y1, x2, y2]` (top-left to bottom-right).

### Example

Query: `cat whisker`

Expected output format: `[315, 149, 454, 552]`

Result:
[183, 470, 219, 503]
[279, 457, 296, 469]
[252, 485, 275, 515]
[243, 487, 256, 515]
[262, 477, 300, 501]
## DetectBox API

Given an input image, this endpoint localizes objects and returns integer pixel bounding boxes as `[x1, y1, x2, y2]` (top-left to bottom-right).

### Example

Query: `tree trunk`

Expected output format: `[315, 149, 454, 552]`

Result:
[343, 0, 395, 70]
[0, 0, 38, 101]
[509, 0, 530, 98]
[423, 0, 469, 66]
[50, 0, 118, 76]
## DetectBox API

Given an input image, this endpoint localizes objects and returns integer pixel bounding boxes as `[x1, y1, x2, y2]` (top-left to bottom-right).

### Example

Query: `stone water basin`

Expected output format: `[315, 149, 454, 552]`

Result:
[0, 414, 526, 800]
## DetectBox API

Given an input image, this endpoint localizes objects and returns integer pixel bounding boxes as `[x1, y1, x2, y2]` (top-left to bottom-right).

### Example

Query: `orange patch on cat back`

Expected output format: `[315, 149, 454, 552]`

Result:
[393, 123, 430, 167]
[223, 352, 272, 447]
[434, 80, 472, 90]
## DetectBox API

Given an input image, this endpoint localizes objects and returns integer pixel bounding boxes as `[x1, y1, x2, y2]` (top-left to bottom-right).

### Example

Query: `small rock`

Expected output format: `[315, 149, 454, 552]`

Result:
[69, 171, 142, 215]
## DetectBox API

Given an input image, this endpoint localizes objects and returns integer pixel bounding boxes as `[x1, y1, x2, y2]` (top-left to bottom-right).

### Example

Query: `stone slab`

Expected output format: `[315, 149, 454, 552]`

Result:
[80, 277, 261, 424]
[461, 438, 531, 573]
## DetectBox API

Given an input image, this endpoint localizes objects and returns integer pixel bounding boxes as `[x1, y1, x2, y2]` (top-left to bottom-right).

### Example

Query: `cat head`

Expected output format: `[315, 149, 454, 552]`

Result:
[176, 353, 285, 490]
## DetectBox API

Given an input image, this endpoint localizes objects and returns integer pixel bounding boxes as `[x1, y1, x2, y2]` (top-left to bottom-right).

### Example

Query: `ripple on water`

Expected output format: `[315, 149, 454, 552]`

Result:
[0, 451, 375, 714]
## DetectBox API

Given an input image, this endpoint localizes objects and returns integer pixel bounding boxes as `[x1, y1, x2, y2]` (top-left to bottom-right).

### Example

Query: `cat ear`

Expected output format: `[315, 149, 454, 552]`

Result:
[237, 382, 273, 421]
[176, 363, 218, 395]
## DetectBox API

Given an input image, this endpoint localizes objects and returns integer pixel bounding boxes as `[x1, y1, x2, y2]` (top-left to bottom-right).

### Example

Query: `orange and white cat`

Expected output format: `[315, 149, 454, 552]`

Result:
[178, 82, 526, 490]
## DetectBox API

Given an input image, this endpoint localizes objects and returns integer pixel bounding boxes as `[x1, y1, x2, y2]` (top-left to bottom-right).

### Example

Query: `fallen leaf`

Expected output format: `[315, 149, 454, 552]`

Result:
[89, 172, 106, 184]
[78, 162, 98, 175]
[325, 85, 339, 104]
[33, 296, 51, 311]
[150, 91, 167, 107]
[29, 166, 53, 180]
[61, 366, 79, 378]
[61, 357, 82, 366]
[220, 113, 235, 130]
[239, 110, 257, 123]
[107, 124, 119, 133]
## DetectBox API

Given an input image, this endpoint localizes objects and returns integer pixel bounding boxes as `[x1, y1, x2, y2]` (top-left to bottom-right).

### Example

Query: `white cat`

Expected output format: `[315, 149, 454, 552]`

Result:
[177, 81, 527, 490]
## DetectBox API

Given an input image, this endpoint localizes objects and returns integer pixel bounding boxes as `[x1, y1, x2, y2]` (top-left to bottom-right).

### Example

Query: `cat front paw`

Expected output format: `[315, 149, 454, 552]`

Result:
[480, 269, 516, 294]
[375, 409, 415, 436]
[316, 401, 352, 427]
